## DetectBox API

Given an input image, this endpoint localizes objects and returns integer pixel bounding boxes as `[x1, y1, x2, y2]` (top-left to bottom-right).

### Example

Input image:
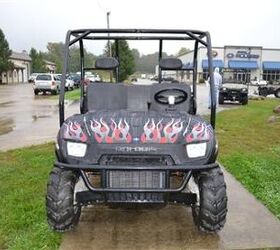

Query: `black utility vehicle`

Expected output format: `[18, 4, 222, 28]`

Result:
[46, 29, 227, 233]
[258, 82, 280, 98]
[219, 70, 249, 105]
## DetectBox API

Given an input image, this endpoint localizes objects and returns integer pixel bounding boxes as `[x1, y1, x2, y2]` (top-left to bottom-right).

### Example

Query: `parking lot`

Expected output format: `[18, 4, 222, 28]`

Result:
[0, 83, 78, 150]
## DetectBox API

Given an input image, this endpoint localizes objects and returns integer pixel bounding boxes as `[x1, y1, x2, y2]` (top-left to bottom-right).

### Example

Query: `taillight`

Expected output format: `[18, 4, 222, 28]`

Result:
[83, 78, 90, 86]
[52, 81, 55, 86]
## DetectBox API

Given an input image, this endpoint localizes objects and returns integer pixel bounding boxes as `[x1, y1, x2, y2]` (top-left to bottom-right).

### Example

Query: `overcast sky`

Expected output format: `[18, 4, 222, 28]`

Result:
[0, 0, 280, 55]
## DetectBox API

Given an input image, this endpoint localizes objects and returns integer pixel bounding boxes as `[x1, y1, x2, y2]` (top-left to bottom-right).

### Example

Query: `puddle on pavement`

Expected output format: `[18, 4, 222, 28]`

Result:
[0, 117, 15, 135]
[0, 101, 16, 107]
[32, 114, 52, 121]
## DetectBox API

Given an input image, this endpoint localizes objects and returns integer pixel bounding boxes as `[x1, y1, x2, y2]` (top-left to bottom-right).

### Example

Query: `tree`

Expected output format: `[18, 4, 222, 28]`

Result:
[109, 40, 135, 81]
[43, 42, 64, 72]
[134, 51, 169, 73]
[42, 42, 96, 73]
[29, 48, 47, 73]
[176, 47, 190, 57]
[0, 29, 13, 82]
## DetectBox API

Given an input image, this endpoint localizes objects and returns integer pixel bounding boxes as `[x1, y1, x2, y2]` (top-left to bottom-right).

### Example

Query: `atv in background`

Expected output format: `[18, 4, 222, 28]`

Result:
[258, 81, 280, 98]
[46, 29, 227, 234]
[219, 70, 249, 105]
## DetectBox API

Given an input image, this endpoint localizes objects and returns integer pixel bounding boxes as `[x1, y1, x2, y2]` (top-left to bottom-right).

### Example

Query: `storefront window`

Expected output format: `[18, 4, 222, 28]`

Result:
[263, 70, 280, 81]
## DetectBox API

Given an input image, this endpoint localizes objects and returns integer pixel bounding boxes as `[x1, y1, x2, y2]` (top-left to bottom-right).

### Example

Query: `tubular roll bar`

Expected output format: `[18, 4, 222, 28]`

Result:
[59, 29, 216, 128]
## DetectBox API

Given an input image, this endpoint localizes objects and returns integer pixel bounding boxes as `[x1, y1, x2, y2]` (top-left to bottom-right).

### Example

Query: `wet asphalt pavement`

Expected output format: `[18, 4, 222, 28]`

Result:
[0, 83, 78, 151]
[0, 82, 280, 249]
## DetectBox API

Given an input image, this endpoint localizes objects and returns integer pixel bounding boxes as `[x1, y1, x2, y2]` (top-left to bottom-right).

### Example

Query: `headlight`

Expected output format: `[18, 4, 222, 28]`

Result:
[222, 87, 227, 91]
[67, 142, 87, 157]
[186, 142, 207, 158]
[241, 88, 247, 92]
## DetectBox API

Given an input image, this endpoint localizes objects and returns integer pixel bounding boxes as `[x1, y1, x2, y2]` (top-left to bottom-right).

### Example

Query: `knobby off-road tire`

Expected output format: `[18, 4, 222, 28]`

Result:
[192, 167, 227, 233]
[259, 87, 268, 97]
[275, 89, 280, 98]
[46, 167, 81, 232]
[241, 96, 248, 105]
[218, 94, 224, 105]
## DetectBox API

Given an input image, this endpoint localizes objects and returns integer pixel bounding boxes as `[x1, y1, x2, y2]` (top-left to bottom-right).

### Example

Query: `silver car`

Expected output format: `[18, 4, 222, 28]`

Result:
[33, 74, 61, 95]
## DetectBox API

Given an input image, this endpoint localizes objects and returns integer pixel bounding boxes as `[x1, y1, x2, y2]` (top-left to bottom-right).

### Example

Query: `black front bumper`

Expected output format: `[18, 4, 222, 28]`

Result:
[55, 161, 218, 193]
[220, 91, 247, 101]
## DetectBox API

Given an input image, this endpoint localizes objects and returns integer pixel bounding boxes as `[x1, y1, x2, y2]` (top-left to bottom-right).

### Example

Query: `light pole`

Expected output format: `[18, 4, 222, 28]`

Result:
[107, 11, 112, 81]
[106, 12, 112, 57]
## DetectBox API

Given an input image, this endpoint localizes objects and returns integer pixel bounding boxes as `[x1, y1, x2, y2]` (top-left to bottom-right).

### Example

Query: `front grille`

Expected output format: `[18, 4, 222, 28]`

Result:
[107, 171, 165, 189]
[103, 155, 169, 166]
[101, 155, 170, 203]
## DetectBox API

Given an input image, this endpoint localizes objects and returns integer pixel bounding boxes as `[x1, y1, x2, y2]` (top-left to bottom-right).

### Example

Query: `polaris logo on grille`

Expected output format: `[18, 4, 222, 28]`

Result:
[115, 146, 158, 152]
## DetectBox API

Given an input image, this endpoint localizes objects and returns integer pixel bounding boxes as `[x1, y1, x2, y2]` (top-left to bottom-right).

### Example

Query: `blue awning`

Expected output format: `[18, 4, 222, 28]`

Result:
[202, 59, 224, 69]
[228, 60, 258, 69]
[263, 61, 280, 70]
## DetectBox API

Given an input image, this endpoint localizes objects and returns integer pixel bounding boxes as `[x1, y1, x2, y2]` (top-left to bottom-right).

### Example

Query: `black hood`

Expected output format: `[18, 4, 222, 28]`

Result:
[60, 110, 214, 145]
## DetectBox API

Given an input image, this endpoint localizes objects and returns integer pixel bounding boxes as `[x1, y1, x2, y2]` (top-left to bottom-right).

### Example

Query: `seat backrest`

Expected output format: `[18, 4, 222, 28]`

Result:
[126, 85, 150, 111]
[86, 81, 191, 113]
[87, 83, 126, 111]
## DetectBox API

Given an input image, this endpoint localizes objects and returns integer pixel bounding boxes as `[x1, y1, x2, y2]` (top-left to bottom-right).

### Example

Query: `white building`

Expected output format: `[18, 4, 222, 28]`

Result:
[178, 46, 280, 83]
[1, 51, 31, 84]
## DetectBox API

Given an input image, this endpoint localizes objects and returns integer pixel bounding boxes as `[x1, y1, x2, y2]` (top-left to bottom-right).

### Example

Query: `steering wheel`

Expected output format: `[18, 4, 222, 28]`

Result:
[154, 88, 188, 105]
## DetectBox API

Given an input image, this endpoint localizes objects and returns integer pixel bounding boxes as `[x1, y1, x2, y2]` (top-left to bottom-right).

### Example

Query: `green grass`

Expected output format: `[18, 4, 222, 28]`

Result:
[217, 99, 280, 219]
[0, 143, 62, 250]
[50, 88, 80, 101]
[64, 88, 80, 101]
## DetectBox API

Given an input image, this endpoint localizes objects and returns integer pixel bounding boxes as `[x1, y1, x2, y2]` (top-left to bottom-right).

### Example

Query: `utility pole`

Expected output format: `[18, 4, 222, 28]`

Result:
[107, 12, 112, 57]
[107, 11, 112, 81]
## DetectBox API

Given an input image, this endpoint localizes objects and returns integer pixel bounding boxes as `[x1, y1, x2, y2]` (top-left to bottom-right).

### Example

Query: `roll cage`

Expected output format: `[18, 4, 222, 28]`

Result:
[59, 29, 216, 128]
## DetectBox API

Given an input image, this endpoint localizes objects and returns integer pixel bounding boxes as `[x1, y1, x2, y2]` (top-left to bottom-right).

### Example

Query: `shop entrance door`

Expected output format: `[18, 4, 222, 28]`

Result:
[234, 71, 251, 82]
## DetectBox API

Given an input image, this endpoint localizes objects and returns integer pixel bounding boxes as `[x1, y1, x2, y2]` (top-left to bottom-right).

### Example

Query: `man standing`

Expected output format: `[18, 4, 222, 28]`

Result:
[208, 67, 222, 108]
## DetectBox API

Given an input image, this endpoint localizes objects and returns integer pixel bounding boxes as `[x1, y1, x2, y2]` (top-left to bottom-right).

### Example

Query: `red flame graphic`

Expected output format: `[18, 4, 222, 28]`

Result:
[185, 123, 210, 143]
[64, 121, 87, 142]
[141, 119, 183, 143]
[90, 118, 132, 143]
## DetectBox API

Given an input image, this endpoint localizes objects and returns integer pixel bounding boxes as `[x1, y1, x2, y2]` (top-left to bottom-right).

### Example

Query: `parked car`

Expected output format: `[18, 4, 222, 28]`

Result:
[33, 73, 61, 95]
[258, 82, 280, 98]
[28, 73, 39, 83]
[68, 73, 81, 87]
[86, 73, 101, 83]
[56, 74, 74, 91]
[150, 75, 159, 81]
[250, 79, 267, 86]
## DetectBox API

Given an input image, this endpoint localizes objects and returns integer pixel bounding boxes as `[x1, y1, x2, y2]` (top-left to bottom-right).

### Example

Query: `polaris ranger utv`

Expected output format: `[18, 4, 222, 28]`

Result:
[219, 69, 249, 105]
[46, 29, 227, 233]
